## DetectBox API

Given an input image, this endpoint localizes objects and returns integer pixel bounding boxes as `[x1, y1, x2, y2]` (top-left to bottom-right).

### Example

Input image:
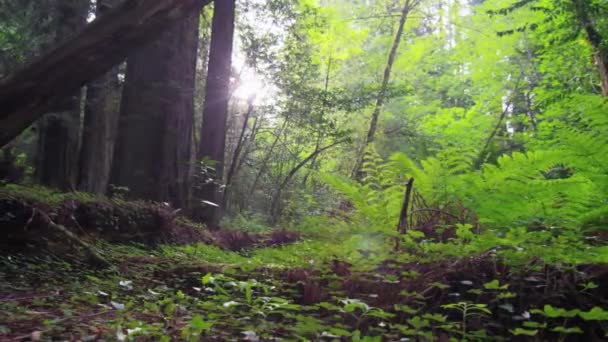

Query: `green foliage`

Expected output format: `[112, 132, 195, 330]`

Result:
[3, 0, 608, 340]
[221, 214, 273, 232]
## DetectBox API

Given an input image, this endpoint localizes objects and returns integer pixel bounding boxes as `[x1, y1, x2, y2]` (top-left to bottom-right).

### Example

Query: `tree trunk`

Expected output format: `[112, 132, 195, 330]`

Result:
[197, 0, 236, 226]
[397, 178, 414, 234]
[35, 99, 81, 190]
[235, 114, 261, 176]
[78, 0, 122, 194]
[250, 118, 289, 195]
[352, 0, 413, 180]
[270, 138, 348, 224]
[111, 12, 200, 208]
[35, 0, 88, 190]
[572, 0, 608, 96]
[223, 97, 255, 211]
[0, 0, 212, 148]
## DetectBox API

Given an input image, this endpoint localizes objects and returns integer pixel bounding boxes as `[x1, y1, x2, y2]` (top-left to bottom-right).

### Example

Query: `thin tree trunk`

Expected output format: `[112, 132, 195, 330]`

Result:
[228, 114, 260, 212]
[474, 77, 522, 168]
[235, 114, 261, 175]
[196, 0, 236, 227]
[573, 0, 608, 96]
[301, 133, 323, 186]
[270, 138, 349, 224]
[397, 178, 414, 234]
[302, 55, 332, 186]
[0, 0, 212, 148]
[111, 12, 200, 208]
[223, 97, 255, 210]
[78, 0, 122, 194]
[249, 118, 290, 194]
[352, 0, 414, 179]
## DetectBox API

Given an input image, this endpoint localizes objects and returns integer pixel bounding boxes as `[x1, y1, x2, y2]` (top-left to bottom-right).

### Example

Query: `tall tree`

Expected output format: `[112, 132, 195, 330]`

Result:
[270, 138, 348, 223]
[78, 0, 122, 194]
[111, 11, 200, 208]
[223, 96, 255, 210]
[0, 0, 212, 148]
[197, 0, 236, 226]
[35, 0, 88, 190]
[352, 0, 420, 179]
[571, 0, 608, 96]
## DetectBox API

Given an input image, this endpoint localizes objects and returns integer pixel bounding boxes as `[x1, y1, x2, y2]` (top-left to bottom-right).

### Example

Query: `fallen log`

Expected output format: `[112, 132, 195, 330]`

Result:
[26, 208, 112, 267]
[0, 0, 212, 147]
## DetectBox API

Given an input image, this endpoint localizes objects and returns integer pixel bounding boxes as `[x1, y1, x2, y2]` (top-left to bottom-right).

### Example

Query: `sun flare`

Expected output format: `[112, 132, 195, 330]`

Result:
[233, 70, 269, 102]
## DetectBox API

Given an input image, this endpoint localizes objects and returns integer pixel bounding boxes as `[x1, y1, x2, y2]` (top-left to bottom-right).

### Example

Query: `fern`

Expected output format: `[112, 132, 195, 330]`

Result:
[324, 94, 607, 238]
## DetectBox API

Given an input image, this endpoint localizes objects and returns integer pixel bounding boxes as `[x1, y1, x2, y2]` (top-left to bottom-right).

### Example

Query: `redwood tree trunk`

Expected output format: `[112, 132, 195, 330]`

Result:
[197, 0, 236, 226]
[111, 12, 200, 208]
[36, 0, 88, 190]
[79, 0, 123, 194]
[0, 0, 211, 148]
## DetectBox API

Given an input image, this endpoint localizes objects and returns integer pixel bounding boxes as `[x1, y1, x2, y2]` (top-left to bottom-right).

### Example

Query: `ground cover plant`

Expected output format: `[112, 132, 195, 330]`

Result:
[1, 0, 608, 340]
[1, 184, 607, 340]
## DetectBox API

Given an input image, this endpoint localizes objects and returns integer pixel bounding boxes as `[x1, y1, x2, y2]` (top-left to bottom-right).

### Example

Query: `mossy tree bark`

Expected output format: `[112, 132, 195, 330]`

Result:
[78, 0, 123, 194]
[0, 0, 212, 148]
[35, 0, 88, 190]
[111, 12, 200, 208]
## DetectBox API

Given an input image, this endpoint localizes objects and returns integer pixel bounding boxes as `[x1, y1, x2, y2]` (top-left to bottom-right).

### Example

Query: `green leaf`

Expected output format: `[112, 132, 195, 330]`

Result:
[407, 316, 430, 330]
[201, 273, 213, 285]
[483, 279, 509, 290]
[579, 307, 608, 321]
[551, 326, 583, 334]
[195, 316, 212, 334]
[328, 327, 351, 336]
[542, 305, 579, 318]
[580, 281, 598, 290]
[342, 299, 369, 313]
[245, 281, 253, 305]
[510, 328, 538, 336]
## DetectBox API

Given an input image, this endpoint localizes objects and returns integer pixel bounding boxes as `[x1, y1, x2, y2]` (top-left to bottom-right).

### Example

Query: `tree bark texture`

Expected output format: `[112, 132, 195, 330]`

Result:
[0, 0, 212, 148]
[78, 0, 123, 194]
[111, 12, 200, 208]
[197, 0, 236, 226]
[35, 0, 88, 190]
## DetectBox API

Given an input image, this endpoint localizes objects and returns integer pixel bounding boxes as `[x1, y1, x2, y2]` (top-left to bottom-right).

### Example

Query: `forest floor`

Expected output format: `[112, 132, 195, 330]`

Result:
[1, 187, 608, 340]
